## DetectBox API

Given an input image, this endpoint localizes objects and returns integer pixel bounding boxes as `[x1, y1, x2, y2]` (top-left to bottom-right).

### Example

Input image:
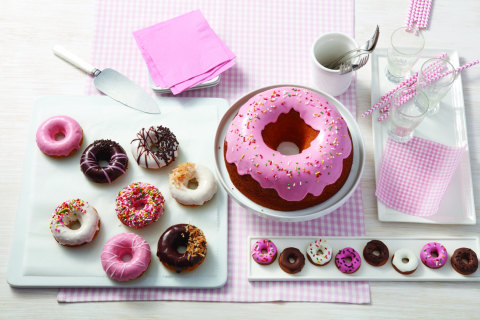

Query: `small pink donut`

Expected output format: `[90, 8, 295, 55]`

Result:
[420, 242, 448, 269]
[335, 247, 362, 274]
[101, 233, 151, 282]
[36, 115, 83, 157]
[251, 239, 277, 265]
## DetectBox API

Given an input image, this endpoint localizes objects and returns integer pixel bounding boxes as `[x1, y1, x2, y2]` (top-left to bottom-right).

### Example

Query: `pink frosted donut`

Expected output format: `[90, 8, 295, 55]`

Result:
[251, 239, 277, 265]
[101, 233, 151, 282]
[36, 115, 83, 157]
[420, 242, 448, 269]
[335, 247, 362, 274]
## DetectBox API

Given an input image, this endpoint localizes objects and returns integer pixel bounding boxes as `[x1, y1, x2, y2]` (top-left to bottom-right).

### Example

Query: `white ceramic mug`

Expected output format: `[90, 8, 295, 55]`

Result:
[311, 33, 357, 96]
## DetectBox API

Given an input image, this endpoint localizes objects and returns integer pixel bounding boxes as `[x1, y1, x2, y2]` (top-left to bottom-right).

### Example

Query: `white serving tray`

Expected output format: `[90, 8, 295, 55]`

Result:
[150, 74, 220, 93]
[247, 236, 480, 281]
[214, 84, 365, 222]
[371, 48, 476, 224]
[7, 96, 229, 288]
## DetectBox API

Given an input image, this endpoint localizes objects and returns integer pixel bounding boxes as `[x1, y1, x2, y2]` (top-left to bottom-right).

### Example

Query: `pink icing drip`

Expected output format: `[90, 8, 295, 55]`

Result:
[36, 115, 83, 156]
[225, 87, 352, 201]
[420, 242, 448, 268]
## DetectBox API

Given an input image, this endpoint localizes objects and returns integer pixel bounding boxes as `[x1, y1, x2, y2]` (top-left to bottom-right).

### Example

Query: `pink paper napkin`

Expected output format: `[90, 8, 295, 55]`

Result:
[376, 137, 465, 216]
[133, 9, 236, 94]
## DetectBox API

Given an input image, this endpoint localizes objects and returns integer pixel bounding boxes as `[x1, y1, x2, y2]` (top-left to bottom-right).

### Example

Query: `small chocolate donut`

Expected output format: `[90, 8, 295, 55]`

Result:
[157, 224, 207, 273]
[278, 247, 305, 274]
[80, 139, 128, 184]
[451, 248, 478, 275]
[363, 240, 389, 267]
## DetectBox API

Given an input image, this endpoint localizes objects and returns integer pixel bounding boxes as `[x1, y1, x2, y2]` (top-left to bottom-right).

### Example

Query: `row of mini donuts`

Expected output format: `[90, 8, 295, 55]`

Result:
[251, 239, 479, 276]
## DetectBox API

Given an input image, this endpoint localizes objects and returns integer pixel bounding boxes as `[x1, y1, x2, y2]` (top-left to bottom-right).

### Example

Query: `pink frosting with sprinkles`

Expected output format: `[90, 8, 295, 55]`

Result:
[251, 239, 277, 265]
[420, 242, 448, 268]
[36, 115, 83, 157]
[115, 182, 165, 228]
[225, 87, 352, 201]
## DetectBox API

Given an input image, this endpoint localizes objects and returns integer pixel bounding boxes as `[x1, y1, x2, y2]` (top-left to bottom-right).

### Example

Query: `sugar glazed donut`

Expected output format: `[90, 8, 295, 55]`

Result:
[157, 224, 207, 273]
[391, 248, 418, 275]
[251, 239, 278, 265]
[451, 248, 478, 275]
[101, 233, 151, 282]
[278, 247, 305, 274]
[306, 239, 332, 266]
[363, 240, 389, 267]
[131, 126, 179, 169]
[50, 199, 100, 247]
[115, 182, 165, 229]
[420, 242, 448, 269]
[80, 139, 128, 184]
[36, 115, 83, 157]
[335, 247, 362, 274]
[169, 162, 217, 206]
[224, 86, 353, 211]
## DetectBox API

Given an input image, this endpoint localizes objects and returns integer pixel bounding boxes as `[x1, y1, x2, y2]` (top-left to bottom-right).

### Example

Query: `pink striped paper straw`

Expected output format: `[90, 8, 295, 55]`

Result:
[426, 59, 479, 83]
[377, 111, 389, 122]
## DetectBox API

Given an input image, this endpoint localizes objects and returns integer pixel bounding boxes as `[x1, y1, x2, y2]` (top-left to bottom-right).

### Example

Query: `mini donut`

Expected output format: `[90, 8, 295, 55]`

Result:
[251, 239, 277, 265]
[278, 247, 305, 274]
[80, 139, 128, 184]
[50, 199, 100, 247]
[36, 115, 83, 157]
[306, 239, 332, 266]
[115, 182, 165, 229]
[169, 162, 217, 206]
[451, 248, 478, 275]
[101, 233, 151, 282]
[131, 126, 179, 169]
[420, 242, 448, 269]
[363, 240, 389, 267]
[335, 247, 362, 274]
[391, 248, 418, 275]
[157, 224, 207, 273]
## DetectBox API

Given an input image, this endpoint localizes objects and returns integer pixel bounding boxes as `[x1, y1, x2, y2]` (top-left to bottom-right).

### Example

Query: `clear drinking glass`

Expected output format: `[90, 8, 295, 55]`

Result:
[417, 58, 457, 115]
[388, 87, 429, 143]
[386, 27, 425, 83]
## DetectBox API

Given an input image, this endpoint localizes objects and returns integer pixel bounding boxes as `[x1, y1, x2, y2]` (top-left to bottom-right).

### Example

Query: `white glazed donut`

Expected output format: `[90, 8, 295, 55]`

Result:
[131, 126, 179, 169]
[391, 248, 419, 274]
[306, 239, 332, 266]
[169, 162, 217, 206]
[50, 199, 100, 246]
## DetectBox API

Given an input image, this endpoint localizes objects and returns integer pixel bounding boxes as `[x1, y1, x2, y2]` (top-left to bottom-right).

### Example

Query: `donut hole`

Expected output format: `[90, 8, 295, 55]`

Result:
[121, 253, 132, 262]
[288, 256, 297, 264]
[176, 245, 187, 254]
[262, 109, 319, 155]
[372, 250, 380, 257]
[461, 257, 470, 265]
[98, 160, 110, 168]
[148, 145, 159, 153]
[431, 250, 439, 258]
[316, 249, 325, 256]
[261, 249, 268, 254]
[133, 199, 146, 211]
[54, 132, 66, 141]
[67, 220, 81, 230]
[402, 258, 410, 264]
[187, 178, 199, 190]
[344, 256, 352, 264]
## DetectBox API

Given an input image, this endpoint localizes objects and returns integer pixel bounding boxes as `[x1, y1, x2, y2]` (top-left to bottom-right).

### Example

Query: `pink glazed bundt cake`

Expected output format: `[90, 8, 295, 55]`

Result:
[224, 86, 353, 211]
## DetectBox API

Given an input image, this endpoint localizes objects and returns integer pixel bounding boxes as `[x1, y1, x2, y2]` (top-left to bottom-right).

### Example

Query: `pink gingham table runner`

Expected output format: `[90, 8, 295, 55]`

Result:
[58, 0, 370, 303]
[376, 137, 465, 216]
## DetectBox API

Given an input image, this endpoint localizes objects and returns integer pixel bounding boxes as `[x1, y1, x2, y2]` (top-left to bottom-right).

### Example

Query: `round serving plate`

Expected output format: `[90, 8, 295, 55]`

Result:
[214, 84, 365, 222]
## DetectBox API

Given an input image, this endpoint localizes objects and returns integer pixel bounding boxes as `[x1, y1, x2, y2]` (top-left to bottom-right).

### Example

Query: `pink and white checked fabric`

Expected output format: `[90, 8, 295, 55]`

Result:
[58, 0, 370, 303]
[376, 137, 465, 216]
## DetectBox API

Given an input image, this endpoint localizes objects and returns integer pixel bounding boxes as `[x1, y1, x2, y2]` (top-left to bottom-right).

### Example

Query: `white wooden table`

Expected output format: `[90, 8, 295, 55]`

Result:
[1, 0, 479, 318]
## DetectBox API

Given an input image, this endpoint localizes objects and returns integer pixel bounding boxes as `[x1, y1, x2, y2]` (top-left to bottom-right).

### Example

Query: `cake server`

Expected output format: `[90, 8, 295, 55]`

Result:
[52, 45, 160, 114]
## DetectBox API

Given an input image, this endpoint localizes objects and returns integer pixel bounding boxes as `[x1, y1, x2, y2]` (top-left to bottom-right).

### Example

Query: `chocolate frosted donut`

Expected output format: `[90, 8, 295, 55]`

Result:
[131, 126, 179, 169]
[363, 240, 389, 267]
[278, 247, 305, 274]
[157, 224, 207, 273]
[80, 139, 128, 184]
[451, 248, 478, 275]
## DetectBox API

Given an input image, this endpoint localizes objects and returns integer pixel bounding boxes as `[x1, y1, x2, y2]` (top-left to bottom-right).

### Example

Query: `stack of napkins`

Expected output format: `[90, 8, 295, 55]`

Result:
[133, 10, 236, 94]
[376, 137, 465, 216]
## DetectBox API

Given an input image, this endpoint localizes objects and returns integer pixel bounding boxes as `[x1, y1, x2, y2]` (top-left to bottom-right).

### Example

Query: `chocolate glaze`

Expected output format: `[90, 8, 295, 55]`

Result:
[157, 224, 207, 273]
[80, 139, 128, 184]
[278, 247, 305, 274]
[132, 126, 179, 168]
[363, 240, 389, 267]
[451, 248, 478, 275]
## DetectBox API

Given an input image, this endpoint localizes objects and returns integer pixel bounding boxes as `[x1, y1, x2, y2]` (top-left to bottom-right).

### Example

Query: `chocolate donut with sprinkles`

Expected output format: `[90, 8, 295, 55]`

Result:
[115, 182, 165, 229]
[80, 139, 128, 184]
[131, 126, 179, 169]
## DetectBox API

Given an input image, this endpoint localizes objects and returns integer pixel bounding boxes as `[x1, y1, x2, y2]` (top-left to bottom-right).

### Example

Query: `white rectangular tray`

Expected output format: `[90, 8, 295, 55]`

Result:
[7, 96, 229, 288]
[371, 48, 476, 224]
[247, 236, 480, 281]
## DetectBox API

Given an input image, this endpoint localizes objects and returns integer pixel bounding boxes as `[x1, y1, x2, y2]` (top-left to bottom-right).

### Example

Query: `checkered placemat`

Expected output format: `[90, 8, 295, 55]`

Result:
[58, 0, 370, 304]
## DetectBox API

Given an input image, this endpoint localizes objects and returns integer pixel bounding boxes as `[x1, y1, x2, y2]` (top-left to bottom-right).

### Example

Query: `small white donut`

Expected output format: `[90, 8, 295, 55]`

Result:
[306, 239, 332, 266]
[169, 162, 217, 206]
[131, 126, 179, 169]
[50, 199, 100, 246]
[392, 248, 419, 274]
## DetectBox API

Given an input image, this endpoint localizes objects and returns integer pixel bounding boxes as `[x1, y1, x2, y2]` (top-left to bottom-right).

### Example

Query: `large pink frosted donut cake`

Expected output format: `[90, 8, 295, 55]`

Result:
[36, 115, 83, 157]
[224, 86, 353, 211]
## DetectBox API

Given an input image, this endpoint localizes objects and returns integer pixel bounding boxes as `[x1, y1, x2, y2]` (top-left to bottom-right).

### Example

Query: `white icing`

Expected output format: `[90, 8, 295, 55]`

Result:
[169, 164, 218, 206]
[392, 248, 419, 273]
[306, 239, 332, 266]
